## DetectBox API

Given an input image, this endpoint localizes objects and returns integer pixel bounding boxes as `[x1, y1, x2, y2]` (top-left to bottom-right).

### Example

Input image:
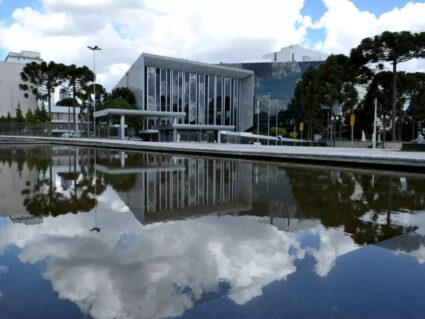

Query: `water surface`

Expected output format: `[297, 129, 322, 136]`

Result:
[1, 145, 425, 319]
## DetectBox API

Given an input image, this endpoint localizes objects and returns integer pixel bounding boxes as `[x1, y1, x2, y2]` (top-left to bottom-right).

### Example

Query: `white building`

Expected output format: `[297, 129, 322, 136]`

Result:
[0, 51, 41, 117]
[5, 51, 42, 64]
[50, 105, 87, 135]
[263, 44, 328, 63]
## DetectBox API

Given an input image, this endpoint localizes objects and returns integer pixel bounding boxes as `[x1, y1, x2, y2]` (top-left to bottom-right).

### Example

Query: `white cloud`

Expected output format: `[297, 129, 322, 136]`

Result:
[0, 0, 309, 89]
[0, 202, 362, 319]
[313, 1, 425, 72]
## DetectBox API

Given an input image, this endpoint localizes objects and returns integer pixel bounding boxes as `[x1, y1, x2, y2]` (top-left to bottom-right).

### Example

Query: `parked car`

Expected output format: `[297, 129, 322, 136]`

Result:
[61, 131, 81, 138]
[129, 136, 143, 141]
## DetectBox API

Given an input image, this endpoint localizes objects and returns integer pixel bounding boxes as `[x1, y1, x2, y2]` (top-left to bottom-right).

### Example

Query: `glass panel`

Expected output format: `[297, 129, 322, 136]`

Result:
[147, 67, 156, 111]
[184, 72, 189, 124]
[216, 77, 223, 125]
[233, 79, 239, 128]
[224, 78, 231, 126]
[189, 73, 197, 124]
[179, 71, 183, 123]
[160, 69, 166, 112]
[198, 74, 205, 125]
[156, 68, 160, 111]
[207, 76, 215, 125]
[166, 70, 171, 112]
[173, 70, 178, 113]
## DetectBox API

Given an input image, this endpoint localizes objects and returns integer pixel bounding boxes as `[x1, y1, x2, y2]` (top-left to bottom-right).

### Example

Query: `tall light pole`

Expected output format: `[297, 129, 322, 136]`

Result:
[267, 92, 271, 145]
[275, 103, 278, 146]
[373, 98, 377, 149]
[88, 45, 101, 137]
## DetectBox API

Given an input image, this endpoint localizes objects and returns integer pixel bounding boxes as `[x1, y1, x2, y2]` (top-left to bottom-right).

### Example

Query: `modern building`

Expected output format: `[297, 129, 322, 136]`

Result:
[108, 53, 254, 141]
[0, 51, 41, 117]
[263, 44, 328, 63]
[225, 60, 324, 132]
[4, 50, 42, 64]
[50, 105, 88, 136]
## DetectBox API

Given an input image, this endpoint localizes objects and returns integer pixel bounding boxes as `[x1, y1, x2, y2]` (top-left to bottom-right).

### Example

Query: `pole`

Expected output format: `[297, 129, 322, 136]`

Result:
[275, 103, 278, 146]
[373, 98, 377, 149]
[88, 46, 101, 137]
[93, 50, 96, 137]
[92, 49, 96, 137]
[382, 117, 386, 149]
[257, 99, 260, 143]
[267, 92, 270, 145]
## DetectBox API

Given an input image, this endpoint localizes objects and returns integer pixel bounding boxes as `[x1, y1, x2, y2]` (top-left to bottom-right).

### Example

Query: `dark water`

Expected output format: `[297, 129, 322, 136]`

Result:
[1, 145, 425, 319]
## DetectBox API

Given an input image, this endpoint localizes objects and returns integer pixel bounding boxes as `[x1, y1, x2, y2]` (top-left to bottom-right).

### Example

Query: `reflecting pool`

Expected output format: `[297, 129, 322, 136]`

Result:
[1, 145, 425, 319]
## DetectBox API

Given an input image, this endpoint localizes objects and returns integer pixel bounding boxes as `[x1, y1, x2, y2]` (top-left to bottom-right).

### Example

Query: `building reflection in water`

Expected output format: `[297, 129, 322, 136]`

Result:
[95, 150, 252, 225]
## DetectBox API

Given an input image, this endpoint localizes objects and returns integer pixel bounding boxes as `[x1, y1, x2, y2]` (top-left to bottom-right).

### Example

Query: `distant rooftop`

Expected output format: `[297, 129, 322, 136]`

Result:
[4, 50, 42, 63]
[263, 44, 328, 63]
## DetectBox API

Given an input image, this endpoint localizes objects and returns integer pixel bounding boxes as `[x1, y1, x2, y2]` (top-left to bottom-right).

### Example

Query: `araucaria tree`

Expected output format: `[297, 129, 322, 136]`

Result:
[352, 31, 425, 140]
[63, 65, 94, 131]
[20, 61, 66, 117]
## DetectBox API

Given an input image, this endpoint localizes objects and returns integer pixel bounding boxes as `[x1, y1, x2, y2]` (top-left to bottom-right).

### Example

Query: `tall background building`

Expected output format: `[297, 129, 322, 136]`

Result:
[225, 45, 328, 132]
[0, 51, 41, 117]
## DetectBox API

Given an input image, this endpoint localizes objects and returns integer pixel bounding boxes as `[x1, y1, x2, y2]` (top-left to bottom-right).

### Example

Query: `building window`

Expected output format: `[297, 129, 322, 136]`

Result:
[198, 74, 205, 125]
[224, 78, 231, 126]
[156, 68, 160, 111]
[184, 72, 189, 124]
[178, 71, 183, 123]
[147, 67, 156, 111]
[216, 76, 223, 125]
[172, 70, 178, 113]
[207, 75, 215, 125]
[189, 73, 197, 124]
[166, 69, 171, 112]
[160, 69, 166, 112]
[233, 79, 239, 128]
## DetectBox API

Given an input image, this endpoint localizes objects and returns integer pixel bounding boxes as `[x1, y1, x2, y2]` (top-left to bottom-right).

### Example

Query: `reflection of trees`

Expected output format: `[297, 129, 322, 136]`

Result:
[21, 148, 106, 217]
[286, 168, 419, 245]
[0, 146, 51, 175]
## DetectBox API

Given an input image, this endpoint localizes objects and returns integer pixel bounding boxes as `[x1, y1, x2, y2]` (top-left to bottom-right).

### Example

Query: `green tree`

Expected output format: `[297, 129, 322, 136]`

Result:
[34, 106, 50, 123]
[20, 61, 66, 116]
[16, 107, 24, 123]
[25, 110, 35, 123]
[352, 31, 425, 140]
[110, 87, 136, 106]
[101, 96, 135, 110]
[270, 127, 287, 137]
[63, 65, 94, 131]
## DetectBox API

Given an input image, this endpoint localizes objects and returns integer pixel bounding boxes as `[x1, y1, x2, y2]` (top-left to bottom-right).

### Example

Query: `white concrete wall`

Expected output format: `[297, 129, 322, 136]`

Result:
[0, 62, 38, 117]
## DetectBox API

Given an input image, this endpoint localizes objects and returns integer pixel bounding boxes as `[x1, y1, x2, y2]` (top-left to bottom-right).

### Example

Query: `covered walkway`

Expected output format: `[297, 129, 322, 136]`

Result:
[93, 108, 186, 140]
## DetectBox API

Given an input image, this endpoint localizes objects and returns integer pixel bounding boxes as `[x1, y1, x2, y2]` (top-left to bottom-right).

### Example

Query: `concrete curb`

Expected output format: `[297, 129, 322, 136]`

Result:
[1, 135, 425, 172]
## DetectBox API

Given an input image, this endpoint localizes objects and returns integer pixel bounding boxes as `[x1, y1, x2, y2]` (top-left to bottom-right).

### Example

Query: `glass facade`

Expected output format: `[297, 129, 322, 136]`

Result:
[144, 67, 240, 127]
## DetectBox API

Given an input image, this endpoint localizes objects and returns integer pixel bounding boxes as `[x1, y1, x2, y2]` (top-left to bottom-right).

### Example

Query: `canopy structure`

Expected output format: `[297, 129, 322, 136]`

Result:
[93, 108, 186, 140]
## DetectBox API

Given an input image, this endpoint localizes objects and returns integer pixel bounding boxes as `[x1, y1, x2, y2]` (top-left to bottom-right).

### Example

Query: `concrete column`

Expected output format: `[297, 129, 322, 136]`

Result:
[120, 115, 125, 140]
[108, 116, 112, 138]
[120, 151, 125, 167]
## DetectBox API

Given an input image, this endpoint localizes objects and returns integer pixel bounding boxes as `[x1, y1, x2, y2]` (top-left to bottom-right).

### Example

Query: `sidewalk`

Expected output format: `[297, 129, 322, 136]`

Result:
[1, 135, 424, 171]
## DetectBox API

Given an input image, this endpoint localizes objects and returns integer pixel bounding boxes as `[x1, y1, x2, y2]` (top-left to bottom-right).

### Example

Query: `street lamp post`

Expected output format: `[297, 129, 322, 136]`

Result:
[331, 115, 339, 147]
[267, 92, 271, 145]
[88, 45, 102, 137]
[381, 114, 389, 149]
[275, 103, 278, 146]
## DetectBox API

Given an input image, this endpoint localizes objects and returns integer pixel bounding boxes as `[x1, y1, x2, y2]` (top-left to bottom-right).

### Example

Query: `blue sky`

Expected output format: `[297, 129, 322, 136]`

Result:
[0, 0, 423, 88]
